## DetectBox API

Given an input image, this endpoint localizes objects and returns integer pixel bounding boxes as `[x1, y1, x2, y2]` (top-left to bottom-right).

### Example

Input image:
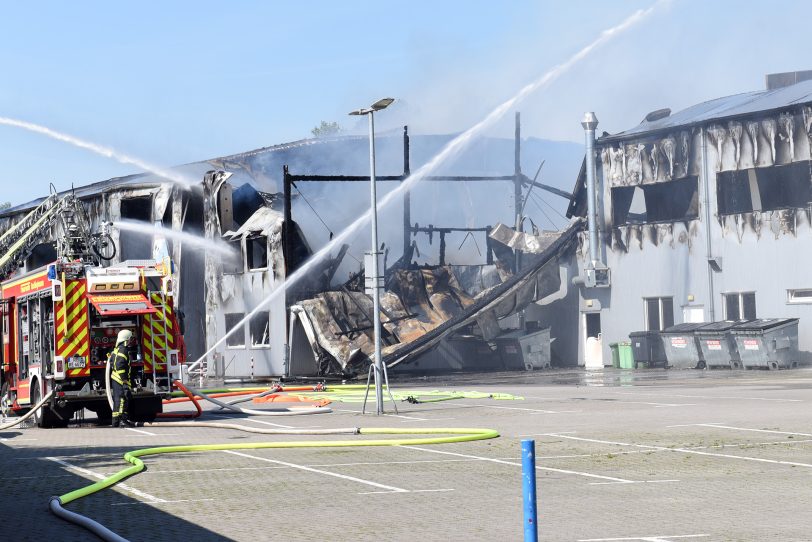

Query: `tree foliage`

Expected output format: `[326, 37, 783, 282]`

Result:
[0, 202, 10, 211]
[311, 121, 342, 138]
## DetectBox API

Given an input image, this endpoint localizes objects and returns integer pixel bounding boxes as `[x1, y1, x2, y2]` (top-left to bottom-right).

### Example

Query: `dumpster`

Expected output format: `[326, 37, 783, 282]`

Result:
[494, 328, 552, 370]
[629, 330, 667, 368]
[695, 321, 743, 369]
[731, 318, 799, 370]
[660, 323, 706, 369]
[610, 342, 634, 369]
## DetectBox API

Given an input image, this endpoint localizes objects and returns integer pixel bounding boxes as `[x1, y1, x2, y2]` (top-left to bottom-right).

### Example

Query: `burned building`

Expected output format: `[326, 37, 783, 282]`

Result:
[568, 71, 812, 367]
[0, 123, 582, 379]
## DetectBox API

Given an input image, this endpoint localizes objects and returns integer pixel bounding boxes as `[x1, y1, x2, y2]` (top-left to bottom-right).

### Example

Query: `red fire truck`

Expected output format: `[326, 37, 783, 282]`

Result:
[0, 258, 185, 427]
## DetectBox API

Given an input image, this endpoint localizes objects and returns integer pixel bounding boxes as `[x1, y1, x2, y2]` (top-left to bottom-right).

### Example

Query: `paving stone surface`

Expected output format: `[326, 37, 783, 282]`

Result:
[3, 368, 812, 541]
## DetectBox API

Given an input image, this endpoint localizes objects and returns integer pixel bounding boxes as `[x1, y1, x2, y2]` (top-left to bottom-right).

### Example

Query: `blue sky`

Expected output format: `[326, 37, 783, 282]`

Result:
[1, 0, 810, 205]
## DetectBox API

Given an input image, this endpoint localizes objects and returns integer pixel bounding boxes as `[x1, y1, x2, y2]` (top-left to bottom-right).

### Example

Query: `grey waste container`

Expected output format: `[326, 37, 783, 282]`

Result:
[731, 318, 799, 370]
[695, 321, 743, 369]
[629, 330, 667, 368]
[494, 329, 552, 370]
[660, 323, 706, 369]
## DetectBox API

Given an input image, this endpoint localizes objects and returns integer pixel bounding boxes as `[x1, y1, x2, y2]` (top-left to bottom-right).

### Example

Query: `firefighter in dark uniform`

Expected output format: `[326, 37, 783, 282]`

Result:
[109, 329, 135, 427]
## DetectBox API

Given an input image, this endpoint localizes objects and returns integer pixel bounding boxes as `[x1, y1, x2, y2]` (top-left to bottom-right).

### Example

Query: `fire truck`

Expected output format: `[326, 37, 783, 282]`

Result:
[0, 191, 186, 427]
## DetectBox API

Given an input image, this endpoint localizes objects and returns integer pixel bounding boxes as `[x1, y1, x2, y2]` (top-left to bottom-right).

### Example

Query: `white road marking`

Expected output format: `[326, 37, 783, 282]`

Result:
[0, 438, 37, 442]
[124, 427, 157, 436]
[666, 422, 726, 428]
[578, 535, 709, 541]
[469, 404, 579, 414]
[616, 401, 697, 408]
[223, 450, 410, 493]
[382, 413, 430, 421]
[240, 418, 295, 429]
[6, 473, 73, 480]
[545, 434, 812, 469]
[402, 445, 637, 483]
[613, 391, 802, 402]
[143, 466, 287, 474]
[692, 424, 812, 437]
[590, 479, 680, 486]
[46, 457, 165, 503]
[111, 498, 214, 506]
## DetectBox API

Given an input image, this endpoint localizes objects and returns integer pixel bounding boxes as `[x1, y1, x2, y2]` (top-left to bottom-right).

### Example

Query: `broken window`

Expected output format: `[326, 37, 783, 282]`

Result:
[222, 240, 243, 274]
[246, 235, 268, 271]
[611, 177, 699, 225]
[120, 197, 154, 261]
[717, 161, 812, 215]
[224, 313, 246, 348]
[723, 292, 756, 320]
[249, 311, 270, 347]
[644, 297, 674, 331]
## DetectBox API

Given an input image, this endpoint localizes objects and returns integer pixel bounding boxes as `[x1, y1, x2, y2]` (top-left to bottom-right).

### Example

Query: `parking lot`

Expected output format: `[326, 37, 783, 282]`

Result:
[3, 368, 812, 541]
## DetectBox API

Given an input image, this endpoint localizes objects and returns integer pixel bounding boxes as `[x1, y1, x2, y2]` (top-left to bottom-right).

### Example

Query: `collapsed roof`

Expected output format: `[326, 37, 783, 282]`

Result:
[290, 219, 582, 375]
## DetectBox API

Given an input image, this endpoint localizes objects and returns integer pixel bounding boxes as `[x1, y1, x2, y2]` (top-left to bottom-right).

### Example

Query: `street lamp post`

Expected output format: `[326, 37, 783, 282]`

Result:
[350, 97, 394, 415]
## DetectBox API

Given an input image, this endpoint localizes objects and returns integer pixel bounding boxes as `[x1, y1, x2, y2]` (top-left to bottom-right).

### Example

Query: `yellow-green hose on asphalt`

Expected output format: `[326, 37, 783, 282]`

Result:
[50, 426, 499, 541]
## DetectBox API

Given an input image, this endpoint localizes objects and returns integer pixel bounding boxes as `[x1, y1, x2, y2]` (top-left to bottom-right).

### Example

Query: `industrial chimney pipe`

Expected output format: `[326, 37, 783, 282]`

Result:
[581, 112, 600, 268]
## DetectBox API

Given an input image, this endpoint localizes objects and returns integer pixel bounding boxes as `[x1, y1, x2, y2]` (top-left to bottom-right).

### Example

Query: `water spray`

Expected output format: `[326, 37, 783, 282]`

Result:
[113, 220, 238, 258]
[187, 1, 665, 372]
[0, 117, 198, 189]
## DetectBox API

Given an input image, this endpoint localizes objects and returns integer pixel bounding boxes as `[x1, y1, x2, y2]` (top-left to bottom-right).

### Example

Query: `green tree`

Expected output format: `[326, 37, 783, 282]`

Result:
[0, 202, 10, 211]
[311, 121, 342, 138]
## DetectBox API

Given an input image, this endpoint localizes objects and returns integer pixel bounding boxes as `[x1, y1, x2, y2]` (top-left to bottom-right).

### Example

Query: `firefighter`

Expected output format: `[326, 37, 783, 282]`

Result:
[109, 329, 135, 427]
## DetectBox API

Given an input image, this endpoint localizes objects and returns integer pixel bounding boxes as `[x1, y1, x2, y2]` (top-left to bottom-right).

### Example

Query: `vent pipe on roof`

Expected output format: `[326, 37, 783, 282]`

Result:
[581, 112, 600, 268]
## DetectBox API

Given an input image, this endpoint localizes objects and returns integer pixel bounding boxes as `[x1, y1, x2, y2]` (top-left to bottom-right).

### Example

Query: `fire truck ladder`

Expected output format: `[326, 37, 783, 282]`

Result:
[0, 193, 63, 279]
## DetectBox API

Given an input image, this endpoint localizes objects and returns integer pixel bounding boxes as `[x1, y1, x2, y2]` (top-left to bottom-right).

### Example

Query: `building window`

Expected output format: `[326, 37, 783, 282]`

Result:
[224, 313, 245, 348]
[723, 292, 756, 320]
[222, 240, 243, 274]
[250, 311, 270, 347]
[246, 235, 268, 270]
[644, 297, 674, 331]
[717, 162, 812, 216]
[612, 177, 699, 225]
[788, 289, 812, 304]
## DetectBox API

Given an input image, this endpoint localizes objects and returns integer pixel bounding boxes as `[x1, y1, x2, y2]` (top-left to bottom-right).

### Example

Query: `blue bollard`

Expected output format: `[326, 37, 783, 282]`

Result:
[522, 439, 538, 541]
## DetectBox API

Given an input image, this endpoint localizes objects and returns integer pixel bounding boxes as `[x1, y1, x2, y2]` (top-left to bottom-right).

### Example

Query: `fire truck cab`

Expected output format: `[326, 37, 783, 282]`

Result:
[1, 258, 185, 427]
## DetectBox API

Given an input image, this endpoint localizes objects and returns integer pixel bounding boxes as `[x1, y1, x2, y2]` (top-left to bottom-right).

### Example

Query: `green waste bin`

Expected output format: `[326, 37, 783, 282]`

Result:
[610, 342, 634, 369]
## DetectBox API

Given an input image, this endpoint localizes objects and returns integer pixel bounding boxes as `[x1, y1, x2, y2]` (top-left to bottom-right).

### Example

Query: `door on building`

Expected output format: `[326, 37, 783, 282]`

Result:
[584, 312, 603, 369]
[683, 305, 705, 324]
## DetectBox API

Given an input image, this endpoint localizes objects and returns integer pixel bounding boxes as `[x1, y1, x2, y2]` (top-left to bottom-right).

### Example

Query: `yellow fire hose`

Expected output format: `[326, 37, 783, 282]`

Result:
[50, 424, 499, 541]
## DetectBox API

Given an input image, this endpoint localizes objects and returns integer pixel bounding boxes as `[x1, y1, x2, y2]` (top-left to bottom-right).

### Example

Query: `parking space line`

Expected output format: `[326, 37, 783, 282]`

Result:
[616, 401, 697, 408]
[124, 427, 157, 436]
[545, 434, 812, 469]
[143, 466, 287, 474]
[614, 391, 802, 402]
[46, 457, 166, 503]
[223, 450, 410, 493]
[111, 498, 215, 506]
[578, 534, 709, 541]
[402, 445, 637, 483]
[469, 404, 580, 414]
[693, 424, 812, 437]
[240, 418, 295, 429]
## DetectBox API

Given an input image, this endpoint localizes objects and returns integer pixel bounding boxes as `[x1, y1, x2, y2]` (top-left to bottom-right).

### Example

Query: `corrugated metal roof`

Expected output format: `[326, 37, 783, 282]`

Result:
[600, 79, 812, 144]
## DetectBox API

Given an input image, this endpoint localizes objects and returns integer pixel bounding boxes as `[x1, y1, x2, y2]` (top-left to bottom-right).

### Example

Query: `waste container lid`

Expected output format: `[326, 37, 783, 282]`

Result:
[695, 320, 742, 332]
[629, 330, 659, 338]
[662, 323, 707, 334]
[732, 318, 799, 331]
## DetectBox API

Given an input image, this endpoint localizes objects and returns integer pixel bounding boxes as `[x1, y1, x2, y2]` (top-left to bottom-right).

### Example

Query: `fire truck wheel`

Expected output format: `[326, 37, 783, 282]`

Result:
[30, 384, 44, 428]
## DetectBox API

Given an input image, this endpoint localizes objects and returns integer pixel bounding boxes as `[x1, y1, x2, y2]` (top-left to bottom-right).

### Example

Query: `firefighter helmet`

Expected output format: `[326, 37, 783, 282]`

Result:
[116, 329, 133, 345]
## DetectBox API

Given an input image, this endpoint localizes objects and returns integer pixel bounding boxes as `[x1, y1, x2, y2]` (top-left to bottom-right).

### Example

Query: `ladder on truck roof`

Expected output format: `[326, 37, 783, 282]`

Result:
[0, 193, 63, 280]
